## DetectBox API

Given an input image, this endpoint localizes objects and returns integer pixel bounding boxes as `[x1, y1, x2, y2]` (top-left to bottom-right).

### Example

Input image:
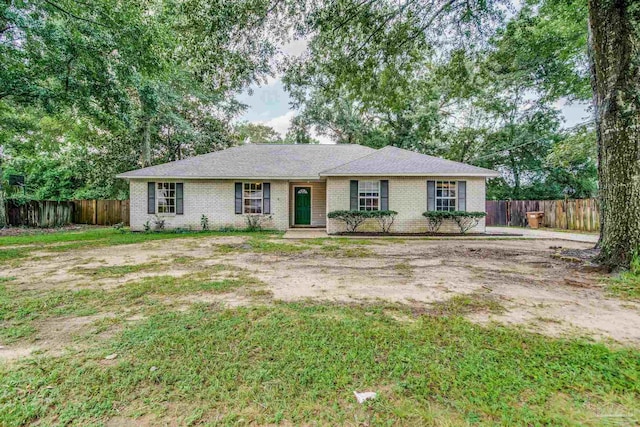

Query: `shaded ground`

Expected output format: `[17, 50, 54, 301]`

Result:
[0, 224, 99, 237]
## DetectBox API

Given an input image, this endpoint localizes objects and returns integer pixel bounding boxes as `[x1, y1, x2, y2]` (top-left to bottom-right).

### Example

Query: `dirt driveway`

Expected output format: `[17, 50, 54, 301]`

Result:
[3, 234, 639, 353]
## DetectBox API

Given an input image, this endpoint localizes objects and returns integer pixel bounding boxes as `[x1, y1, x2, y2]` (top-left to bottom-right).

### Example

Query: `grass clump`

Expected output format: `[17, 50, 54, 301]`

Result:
[71, 263, 161, 278]
[429, 293, 505, 316]
[216, 237, 310, 255]
[607, 253, 640, 300]
[1, 303, 639, 426]
[0, 248, 29, 264]
[394, 262, 413, 277]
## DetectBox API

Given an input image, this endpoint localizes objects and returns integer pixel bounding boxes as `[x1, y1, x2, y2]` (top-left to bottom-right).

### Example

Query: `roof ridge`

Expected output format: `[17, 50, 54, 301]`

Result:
[248, 143, 370, 147]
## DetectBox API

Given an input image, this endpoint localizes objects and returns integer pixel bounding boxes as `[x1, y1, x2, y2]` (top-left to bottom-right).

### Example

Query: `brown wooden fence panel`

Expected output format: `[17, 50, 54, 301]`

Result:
[7, 200, 74, 227]
[485, 200, 508, 226]
[73, 200, 130, 226]
[4, 199, 129, 227]
[95, 199, 129, 225]
[73, 200, 93, 224]
[485, 198, 599, 232]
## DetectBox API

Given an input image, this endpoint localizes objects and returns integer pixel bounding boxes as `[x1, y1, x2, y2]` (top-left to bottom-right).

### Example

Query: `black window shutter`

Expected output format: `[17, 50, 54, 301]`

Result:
[457, 181, 466, 212]
[235, 182, 243, 214]
[427, 180, 435, 211]
[380, 180, 389, 210]
[176, 183, 184, 215]
[350, 180, 358, 210]
[148, 182, 156, 214]
[263, 182, 271, 214]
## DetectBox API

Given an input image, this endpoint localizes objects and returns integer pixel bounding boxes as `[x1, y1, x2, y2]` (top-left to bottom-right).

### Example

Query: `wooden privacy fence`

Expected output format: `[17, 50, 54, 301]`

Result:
[73, 199, 130, 226]
[5, 199, 129, 227]
[7, 200, 75, 228]
[485, 199, 600, 232]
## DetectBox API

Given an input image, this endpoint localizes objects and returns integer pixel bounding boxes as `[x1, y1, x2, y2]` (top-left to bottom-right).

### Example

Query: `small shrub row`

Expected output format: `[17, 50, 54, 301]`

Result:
[137, 214, 273, 233]
[327, 210, 398, 233]
[423, 211, 486, 234]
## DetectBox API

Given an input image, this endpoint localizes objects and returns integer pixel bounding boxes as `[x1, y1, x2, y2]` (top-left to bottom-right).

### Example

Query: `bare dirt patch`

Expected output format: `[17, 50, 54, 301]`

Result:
[4, 235, 640, 347]
[0, 313, 116, 361]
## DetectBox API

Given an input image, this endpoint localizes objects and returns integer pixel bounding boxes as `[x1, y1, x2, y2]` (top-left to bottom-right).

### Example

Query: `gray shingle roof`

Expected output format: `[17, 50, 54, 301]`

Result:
[116, 144, 376, 179]
[319, 146, 499, 177]
[117, 144, 499, 179]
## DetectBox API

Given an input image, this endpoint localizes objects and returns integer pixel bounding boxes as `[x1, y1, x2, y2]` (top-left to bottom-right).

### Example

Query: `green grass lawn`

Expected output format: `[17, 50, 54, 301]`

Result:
[1, 303, 639, 426]
[1, 228, 639, 425]
[607, 254, 640, 300]
[0, 227, 282, 264]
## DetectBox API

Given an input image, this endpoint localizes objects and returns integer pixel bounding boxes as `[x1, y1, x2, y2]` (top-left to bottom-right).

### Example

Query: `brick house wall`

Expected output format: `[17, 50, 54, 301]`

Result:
[129, 176, 487, 233]
[325, 176, 487, 234]
[129, 179, 289, 231]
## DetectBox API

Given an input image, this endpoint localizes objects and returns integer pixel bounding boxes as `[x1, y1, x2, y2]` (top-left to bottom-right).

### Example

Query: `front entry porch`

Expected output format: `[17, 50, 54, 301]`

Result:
[289, 181, 327, 228]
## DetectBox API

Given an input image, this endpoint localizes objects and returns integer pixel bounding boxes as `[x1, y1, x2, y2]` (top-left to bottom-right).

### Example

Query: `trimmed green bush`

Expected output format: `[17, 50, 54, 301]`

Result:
[453, 211, 486, 234]
[422, 211, 487, 234]
[422, 211, 452, 233]
[327, 210, 398, 233]
[374, 210, 398, 233]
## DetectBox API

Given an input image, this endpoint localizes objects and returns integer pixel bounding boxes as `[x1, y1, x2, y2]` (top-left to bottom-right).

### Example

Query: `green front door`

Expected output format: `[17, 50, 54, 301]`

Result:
[294, 187, 311, 225]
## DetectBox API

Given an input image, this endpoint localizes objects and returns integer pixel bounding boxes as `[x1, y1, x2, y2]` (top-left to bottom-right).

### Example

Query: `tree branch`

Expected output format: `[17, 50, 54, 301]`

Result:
[43, 0, 109, 28]
[395, 0, 460, 51]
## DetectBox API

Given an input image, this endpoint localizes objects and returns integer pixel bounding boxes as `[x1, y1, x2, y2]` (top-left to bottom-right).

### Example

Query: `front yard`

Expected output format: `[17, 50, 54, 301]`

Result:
[1, 228, 639, 425]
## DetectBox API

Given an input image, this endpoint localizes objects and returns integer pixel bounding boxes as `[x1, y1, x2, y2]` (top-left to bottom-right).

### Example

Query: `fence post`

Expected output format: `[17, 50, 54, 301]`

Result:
[93, 199, 98, 225]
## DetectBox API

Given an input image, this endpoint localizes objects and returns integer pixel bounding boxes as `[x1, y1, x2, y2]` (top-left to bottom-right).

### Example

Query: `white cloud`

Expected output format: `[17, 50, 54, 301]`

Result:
[261, 110, 296, 136]
[255, 111, 335, 144]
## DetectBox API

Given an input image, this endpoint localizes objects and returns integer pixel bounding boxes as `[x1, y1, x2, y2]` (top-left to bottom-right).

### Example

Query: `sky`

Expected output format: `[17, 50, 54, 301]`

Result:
[235, 40, 592, 145]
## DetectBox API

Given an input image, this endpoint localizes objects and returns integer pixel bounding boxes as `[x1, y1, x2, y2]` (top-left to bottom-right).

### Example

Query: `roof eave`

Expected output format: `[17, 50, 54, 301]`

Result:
[319, 172, 501, 178]
[116, 175, 325, 180]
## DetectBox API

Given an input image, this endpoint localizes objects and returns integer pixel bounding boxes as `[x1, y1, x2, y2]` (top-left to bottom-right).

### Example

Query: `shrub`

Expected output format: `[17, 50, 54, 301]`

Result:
[200, 214, 209, 231]
[373, 210, 398, 233]
[113, 222, 126, 233]
[452, 211, 486, 234]
[244, 214, 271, 231]
[327, 210, 397, 233]
[422, 211, 453, 233]
[153, 215, 165, 231]
[423, 211, 486, 234]
[143, 220, 151, 233]
[328, 210, 370, 233]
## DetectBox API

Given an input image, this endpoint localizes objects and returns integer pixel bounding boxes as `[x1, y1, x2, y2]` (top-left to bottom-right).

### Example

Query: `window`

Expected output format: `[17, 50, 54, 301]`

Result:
[243, 182, 263, 214]
[156, 182, 176, 214]
[358, 180, 380, 211]
[436, 181, 456, 211]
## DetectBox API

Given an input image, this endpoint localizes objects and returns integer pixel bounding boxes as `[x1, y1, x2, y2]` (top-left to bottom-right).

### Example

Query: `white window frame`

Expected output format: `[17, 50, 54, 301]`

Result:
[436, 180, 457, 211]
[243, 182, 263, 214]
[358, 180, 380, 211]
[156, 182, 176, 214]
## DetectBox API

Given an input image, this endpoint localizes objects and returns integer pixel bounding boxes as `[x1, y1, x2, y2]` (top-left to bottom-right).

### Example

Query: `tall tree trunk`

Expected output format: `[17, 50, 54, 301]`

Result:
[0, 162, 6, 227]
[588, 0, 640, 268]
[0, 187, 6, 228]
[142, 119, 151, 167]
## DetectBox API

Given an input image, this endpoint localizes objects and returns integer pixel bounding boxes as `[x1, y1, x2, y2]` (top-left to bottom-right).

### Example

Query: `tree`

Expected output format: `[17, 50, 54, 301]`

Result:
[0, 0, 284, 203]
[587, 0, 640, 268]
[284, 116, 319, 144]
[233, 122, 283, 144]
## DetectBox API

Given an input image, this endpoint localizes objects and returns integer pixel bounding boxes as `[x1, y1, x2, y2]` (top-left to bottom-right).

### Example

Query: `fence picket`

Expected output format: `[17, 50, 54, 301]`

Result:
[5, 200, 129, 227]
[486, 199, 599, 232]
